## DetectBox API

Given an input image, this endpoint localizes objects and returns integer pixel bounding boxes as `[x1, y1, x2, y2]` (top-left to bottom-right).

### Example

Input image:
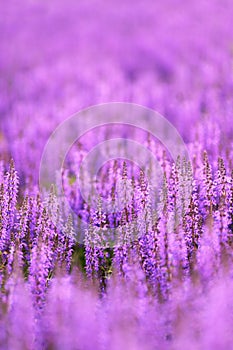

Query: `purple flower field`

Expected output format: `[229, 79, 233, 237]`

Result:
[1, 0, 233, 349]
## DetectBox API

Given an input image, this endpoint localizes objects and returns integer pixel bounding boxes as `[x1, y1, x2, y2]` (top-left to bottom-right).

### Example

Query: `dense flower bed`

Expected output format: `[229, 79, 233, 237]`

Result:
[1, 0, 233, 349]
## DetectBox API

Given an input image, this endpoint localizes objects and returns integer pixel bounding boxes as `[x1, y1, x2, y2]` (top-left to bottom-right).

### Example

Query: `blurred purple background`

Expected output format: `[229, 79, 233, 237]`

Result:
[0, 0, 233, 179]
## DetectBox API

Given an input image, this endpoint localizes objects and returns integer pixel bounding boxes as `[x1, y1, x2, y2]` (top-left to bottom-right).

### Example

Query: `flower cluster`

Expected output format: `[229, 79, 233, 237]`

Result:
[1, 0, 233, 349]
